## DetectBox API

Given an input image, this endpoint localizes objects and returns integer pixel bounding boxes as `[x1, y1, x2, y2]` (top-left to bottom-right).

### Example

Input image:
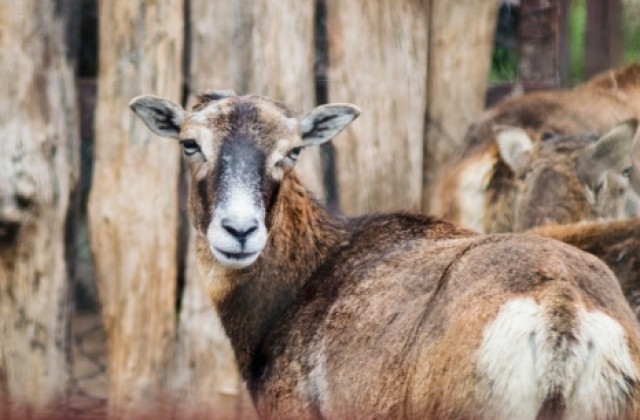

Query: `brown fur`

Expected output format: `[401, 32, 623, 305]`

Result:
[437, 65, 640, 232]
[133, 93, 640, 419]
[483, 146, 523, 233]
[531, 219, 640, 319]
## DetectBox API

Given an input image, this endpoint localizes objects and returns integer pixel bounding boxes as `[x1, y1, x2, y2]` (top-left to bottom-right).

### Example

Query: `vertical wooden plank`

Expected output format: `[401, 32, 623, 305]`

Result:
[0, 0, 79, 416]
[327, 0, 429, 214]
[423, 0, 499, 211]
[87, 0, 183, 416]
[518, 0, 561, 86]
[585, 0, 622, 78]
[188, 1, 252, 94]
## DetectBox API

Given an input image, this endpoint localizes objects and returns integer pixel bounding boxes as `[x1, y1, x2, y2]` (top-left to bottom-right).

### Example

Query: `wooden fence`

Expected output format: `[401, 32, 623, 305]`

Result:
[0, 0, 498, 418]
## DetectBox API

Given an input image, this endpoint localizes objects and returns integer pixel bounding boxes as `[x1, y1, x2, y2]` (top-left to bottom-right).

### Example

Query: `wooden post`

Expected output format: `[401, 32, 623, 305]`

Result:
[326, 0, 429, 214]
[87, 0, 183, 416]
[423, 0, 499, 211]
[518, 0, 561, 86]
[0, 0, 79, 416]
[585, 0, 622, 78]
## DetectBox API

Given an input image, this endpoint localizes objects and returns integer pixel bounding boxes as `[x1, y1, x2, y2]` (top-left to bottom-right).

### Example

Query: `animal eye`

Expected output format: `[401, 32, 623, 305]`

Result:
[622, 167, 632, 178]
[180, 139, 201, 156]
[541, 131, 555, 141]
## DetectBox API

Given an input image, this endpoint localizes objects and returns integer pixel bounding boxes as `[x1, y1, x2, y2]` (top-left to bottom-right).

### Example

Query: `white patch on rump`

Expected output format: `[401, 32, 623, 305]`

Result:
[477, 297, 639, 420]
[565, 310, 639, 420]
[301, 338, 329, 415]
[457, 154, 496, 233]
[476, 298, 546, 419]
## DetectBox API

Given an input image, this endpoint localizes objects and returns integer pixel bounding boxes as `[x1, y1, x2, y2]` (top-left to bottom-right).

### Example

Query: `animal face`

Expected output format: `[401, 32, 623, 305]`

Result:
[495, 120, 639, 231]
[130, 91, 359, 269]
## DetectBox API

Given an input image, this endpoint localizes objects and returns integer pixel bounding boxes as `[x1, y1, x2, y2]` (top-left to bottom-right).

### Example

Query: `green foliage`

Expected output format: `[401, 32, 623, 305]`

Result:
[623, 1, 640, 64]
[568, 0, 586, 83]
[490, 46, 518, 82]
[489, 0, 640, 85]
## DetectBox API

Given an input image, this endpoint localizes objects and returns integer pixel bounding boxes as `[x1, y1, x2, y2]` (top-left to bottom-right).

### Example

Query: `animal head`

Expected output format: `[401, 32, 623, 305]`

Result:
[495, 119, 639, 231]
[0, 133, 42, 243]
[130, 91, 359, 269]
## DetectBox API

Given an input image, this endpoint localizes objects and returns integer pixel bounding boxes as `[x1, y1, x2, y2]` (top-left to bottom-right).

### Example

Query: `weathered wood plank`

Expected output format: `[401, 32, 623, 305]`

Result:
[518, 0, 561, 85]
[0, 0, 79, 416]
[327, 0, 429, 214]
[423, 0, 499, 211]
[87, 0, 183, 416]
[585, 0, 622, 78]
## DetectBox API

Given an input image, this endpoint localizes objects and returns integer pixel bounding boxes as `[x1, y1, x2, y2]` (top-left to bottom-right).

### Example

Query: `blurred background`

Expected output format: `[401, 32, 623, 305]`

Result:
[1, 0, 639, 418]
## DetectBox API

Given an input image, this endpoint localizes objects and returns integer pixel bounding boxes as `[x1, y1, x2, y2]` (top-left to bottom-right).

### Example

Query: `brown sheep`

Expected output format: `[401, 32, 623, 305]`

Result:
[436, 65, 640, 233]
[530, 146, 640, 320]
[494, 119, 639, 232]
[130, 91, 640, 419]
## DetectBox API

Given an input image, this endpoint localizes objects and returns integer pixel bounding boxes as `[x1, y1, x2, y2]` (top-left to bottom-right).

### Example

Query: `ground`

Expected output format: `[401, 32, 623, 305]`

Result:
[68, 312, 108, 419]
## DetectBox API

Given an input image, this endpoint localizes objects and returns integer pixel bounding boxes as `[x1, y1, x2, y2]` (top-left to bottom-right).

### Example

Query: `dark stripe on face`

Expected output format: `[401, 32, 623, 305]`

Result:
[214, 133, 267, 210]
[213, 102, 267, 207]
[228, 101, 261, 133]
[193, 100, 282, 234]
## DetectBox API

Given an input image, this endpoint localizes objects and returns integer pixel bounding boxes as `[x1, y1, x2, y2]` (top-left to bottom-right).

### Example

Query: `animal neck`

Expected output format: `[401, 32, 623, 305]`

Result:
[195, 171, 345, 378]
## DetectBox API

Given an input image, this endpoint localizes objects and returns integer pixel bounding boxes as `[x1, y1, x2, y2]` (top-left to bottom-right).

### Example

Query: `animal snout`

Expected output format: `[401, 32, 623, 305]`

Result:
[222, 218, 259, 242]
[208, 211, 268, 268]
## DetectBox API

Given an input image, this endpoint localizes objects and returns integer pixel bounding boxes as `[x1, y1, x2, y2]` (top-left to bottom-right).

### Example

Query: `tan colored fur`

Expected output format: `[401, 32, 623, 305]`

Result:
[132, 93, 640, 419]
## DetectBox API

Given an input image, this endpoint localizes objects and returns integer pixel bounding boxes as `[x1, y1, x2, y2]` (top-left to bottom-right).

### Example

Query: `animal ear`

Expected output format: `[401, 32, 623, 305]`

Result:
[495, 126, 534, 177]
[300, 103, 361, 147]
[577, 118, 639, 187]
[129, 95, 185, 139]
[283, 103, 360, 165]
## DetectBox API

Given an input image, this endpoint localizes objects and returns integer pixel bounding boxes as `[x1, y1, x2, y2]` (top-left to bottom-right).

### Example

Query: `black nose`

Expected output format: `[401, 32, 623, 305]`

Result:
[221, 219, 258, 241]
